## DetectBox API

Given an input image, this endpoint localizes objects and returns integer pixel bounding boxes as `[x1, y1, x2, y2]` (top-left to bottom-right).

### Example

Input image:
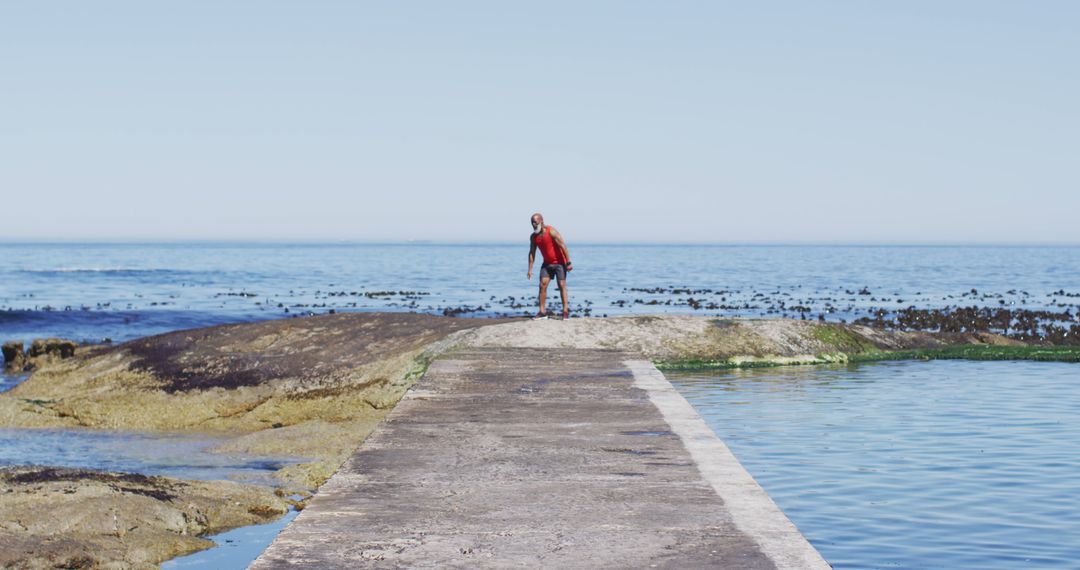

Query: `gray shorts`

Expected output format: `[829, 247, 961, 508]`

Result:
[540, 263, 567, 281]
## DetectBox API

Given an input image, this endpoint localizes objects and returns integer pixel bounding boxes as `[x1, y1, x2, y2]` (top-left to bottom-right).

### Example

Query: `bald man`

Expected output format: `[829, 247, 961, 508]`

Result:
[527, 213, 573, 320]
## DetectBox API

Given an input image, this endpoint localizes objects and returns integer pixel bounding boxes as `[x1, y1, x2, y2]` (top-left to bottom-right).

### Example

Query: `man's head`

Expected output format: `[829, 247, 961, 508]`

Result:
[530, 213, 544, 234]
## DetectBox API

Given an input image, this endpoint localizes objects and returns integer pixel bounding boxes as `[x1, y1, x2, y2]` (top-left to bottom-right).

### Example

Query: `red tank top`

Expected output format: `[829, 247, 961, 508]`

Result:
[533, 227, 566, 265]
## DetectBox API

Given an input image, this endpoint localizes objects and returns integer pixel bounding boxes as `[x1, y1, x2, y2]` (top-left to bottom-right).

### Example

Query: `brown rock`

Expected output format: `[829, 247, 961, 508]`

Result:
[0, 465, 289, 569]
[0, 313, 512, 489]
[27, 338, 79, 360]
[2, 341, 25, 372]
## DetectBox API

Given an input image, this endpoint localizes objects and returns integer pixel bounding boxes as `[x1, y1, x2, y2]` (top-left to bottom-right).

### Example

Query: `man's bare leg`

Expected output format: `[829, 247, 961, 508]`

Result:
[538, 277, 550, 315]
[558, 279, 569, 318]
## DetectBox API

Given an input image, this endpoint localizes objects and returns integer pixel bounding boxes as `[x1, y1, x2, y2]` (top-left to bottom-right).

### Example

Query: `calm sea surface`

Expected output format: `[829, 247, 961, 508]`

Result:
[2, 243, 1079, 568]
[670, 361, 1080, 569]
[2, 243, 1078, 344]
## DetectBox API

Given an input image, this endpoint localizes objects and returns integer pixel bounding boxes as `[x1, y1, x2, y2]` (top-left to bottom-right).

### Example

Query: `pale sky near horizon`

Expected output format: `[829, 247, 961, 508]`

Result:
[2, 2, 1077, 244]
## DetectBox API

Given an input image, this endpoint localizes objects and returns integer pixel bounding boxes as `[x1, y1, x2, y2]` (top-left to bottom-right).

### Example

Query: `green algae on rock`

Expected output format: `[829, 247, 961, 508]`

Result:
[654, 320, 1075, 371]
[847, 344, 1080, 363]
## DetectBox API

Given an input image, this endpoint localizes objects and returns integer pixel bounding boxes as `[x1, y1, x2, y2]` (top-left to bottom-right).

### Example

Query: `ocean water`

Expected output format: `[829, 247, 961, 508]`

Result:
[162, 508, 300, 569]
[670, 361, 1080, 569]
[2, 243, 1078, 347]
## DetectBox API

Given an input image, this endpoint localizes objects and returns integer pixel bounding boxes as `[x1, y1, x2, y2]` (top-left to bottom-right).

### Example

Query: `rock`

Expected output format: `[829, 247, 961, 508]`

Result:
[2, 341, 26, 372]
[0, 313, 507, 489]
[6, 338, 79, 373]
[27, 338, 78, 360]
[0, 466, 289, 569]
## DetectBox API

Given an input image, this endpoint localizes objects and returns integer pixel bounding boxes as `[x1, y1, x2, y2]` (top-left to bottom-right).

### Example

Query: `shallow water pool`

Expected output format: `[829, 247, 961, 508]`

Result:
[0, 370, 28, 393]
[669, 360, 1080, 569]
[0, 428, 298, 486]
[162, 508, 300, 569]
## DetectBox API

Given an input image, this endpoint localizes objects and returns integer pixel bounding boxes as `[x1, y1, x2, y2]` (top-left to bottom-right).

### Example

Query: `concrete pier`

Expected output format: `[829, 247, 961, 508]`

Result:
[251, 348, 829, 569]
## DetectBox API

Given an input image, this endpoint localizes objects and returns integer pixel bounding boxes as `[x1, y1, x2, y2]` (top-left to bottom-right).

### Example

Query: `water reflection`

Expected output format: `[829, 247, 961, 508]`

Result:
[162, 508, 301, 570]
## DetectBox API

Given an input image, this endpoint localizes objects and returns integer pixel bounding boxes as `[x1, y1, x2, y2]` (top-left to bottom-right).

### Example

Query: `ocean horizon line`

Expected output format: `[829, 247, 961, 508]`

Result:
[1, 239, 1079, 248]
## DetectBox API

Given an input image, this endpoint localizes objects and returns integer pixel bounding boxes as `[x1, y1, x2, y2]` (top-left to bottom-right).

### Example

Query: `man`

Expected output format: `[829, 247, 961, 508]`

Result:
[527, 212, 573, 320]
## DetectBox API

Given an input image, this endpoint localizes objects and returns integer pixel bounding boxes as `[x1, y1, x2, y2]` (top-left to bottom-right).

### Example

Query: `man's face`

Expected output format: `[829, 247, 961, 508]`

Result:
[531, 217, 543, 234]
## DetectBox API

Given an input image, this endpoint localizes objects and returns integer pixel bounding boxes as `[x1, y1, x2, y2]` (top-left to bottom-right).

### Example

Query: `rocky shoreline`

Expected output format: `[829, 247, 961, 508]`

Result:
[2, 312, 1078, 568]
[0, 466, 288, 569]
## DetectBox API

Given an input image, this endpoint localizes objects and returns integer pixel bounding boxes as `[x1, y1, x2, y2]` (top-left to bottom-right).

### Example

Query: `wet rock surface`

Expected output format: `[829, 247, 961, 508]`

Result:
[0, 465, 288, 570]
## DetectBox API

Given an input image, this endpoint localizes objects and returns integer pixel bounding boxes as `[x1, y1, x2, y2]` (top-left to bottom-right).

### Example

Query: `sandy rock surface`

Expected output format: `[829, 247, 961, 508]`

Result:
[455, 315, 1009, 363]
[0, 313, 506, 489]
[457, 314, 712, 357]
[0, 466, 288, 570]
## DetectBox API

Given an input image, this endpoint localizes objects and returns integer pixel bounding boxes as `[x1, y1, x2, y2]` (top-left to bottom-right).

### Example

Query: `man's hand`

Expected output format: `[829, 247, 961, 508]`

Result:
[527, 270, 532, 280]
[565, 261, 573, 272]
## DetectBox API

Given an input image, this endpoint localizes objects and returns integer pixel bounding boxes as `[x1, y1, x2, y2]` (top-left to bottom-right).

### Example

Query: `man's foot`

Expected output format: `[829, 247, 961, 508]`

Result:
[532, 313, 548, 320]
[562, 311, 570, 320]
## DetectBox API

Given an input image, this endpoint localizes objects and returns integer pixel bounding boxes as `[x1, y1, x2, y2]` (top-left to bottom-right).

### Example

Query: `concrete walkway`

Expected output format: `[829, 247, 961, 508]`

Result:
[251, 348, 829, 569]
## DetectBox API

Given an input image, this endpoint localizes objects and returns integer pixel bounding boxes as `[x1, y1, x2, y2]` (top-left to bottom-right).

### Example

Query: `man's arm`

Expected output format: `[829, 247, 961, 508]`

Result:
[550, 228, 572, 270]
[527, 236, 537, 279]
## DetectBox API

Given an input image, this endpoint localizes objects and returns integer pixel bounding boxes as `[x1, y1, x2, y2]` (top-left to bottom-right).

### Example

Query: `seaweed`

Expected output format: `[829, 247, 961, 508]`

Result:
[810, 323, 878, 353]
[848, 344, 1080, 363]
[656, 344, 1080, 371]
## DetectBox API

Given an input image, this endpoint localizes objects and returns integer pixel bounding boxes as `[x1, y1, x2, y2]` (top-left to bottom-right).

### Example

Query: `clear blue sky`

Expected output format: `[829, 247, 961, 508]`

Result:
[2, 2, 1077, 244]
